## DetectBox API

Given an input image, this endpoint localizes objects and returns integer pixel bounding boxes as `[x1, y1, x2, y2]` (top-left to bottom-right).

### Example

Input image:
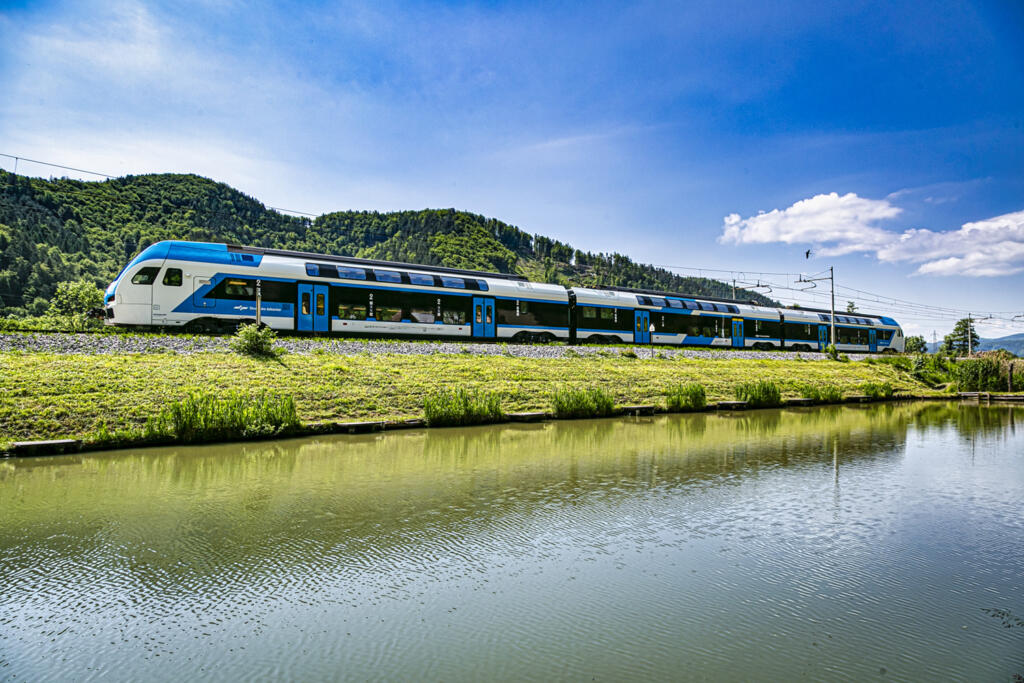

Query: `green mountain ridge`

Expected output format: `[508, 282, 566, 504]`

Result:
[0, 170, 775, 314]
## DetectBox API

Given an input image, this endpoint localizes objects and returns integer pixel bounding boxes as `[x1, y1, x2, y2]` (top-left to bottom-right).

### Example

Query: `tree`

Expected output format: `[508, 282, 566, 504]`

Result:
[47, 279, 104, 316]
[904, 335, 928, 354]
[846, 300, 858, 313]
[941, 318, 978, 356]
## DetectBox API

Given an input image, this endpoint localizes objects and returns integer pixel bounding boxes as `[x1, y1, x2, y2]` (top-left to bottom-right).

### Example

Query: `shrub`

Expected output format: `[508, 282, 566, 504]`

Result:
[665, 383, 706, 411]
[144, 391, 300, 443]
[230, 323, 280, 357]
[47, 279, 104, 316]
[551, 386, 616, 418]
[620, 349, 638, 359]
[734, 381, 782, 408]
[825, 344, 839, 361]
[423, 388, 503, 427]
[817, 385, 844, 403]
[859, 381, 895, 399]
[951, 358, 1005, 392]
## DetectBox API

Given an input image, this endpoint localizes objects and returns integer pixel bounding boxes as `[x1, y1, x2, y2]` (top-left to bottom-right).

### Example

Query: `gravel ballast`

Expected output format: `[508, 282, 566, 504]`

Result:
[0, 332, 872, 361]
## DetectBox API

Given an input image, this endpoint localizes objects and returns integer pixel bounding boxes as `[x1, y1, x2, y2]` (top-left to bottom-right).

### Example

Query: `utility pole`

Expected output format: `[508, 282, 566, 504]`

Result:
[830, 266, 835, 346]
[732, 279, 736, 299]
[796, 266, 836, 345]
[967, 313, 972, 356]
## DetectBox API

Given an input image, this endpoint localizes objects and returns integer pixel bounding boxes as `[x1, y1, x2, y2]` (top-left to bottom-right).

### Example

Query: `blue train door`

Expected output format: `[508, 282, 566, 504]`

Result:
[298, 284, 330, 332]
[472, 297, 495, 338]
[818, 324, 829, 350]
[732, 319, 745, 348]
[869, 329, 878, 353]
[633, 310, 650, 344]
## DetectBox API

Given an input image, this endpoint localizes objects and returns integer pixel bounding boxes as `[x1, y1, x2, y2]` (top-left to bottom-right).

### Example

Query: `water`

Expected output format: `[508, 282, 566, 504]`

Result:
[1, 402, 1022, 681]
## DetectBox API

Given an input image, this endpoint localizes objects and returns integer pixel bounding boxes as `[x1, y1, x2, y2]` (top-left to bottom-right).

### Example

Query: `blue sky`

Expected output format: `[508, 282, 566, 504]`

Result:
[2, 0, 1023, 338]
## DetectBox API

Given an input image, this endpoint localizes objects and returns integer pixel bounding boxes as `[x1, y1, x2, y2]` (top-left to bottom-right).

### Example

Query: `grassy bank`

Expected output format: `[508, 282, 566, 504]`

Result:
[0, 349, 938, 446]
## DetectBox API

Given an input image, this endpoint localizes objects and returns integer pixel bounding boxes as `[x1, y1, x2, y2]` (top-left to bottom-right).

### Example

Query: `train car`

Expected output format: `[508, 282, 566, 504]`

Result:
[103, 239, 903, 352]
[102, 240, 571, 341]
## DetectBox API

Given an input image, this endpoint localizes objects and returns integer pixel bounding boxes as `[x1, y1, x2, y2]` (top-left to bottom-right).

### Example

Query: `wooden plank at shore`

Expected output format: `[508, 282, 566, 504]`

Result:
[618, 405, 657, 416]
[716, 401, 748, 410]
[785, 398, 815, 406]
[10, 439, 81, 456]
[507, 412, 549, 422]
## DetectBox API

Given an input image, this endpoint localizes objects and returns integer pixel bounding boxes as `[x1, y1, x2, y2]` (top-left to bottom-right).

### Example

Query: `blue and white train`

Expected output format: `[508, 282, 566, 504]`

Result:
[102, 240, 905, 353]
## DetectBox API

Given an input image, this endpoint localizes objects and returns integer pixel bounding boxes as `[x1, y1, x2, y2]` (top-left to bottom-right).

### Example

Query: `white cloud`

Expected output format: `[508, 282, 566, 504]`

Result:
[721, 193, 1024, 276]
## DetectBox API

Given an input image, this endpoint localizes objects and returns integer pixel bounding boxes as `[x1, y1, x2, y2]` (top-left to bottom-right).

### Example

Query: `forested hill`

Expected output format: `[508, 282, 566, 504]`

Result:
[0, 170, 775, 314]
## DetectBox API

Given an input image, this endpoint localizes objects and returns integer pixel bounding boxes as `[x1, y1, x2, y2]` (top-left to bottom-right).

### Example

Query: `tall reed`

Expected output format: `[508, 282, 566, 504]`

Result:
[734, 381, 782, 408]
[665, 383, 706, 412]
[551, 386, 616, 418]
[423, 388, 504, 427]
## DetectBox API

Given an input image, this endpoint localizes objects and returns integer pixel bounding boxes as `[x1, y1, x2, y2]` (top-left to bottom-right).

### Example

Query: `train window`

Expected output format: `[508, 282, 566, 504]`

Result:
[519, 300, 530, 315]
[377, 306, 402, 322]
[475, 305, 483, 324]
[442, 308, 467, 325]
[600, 307, 614, 320]
[698, 302, 714, 311]
[683, 300, 698, 310]
[409, 306, 436, 323]
[714, 304, 729, 313]
[338, 304, 367, 320]
[305, 263, 319, 276]
[225, 279, 255, 297]
[409, 273, 434, 286]
[728, 305, 739, 314]
[647, 297, 667, 308]
[667, 299, 683, 309]
[316, 293, 325, 316]
[301, 292, 310, 315]
[441, 277, 465, 289]
[337, 267, 367, 280]
[131, 267, 160, 285]
[162, 268, 182, 286]
[373, 270, 402, 283]
[582, 306, 597, 319]
[878, 330, 893, 342]
[476, 280, 489, 292]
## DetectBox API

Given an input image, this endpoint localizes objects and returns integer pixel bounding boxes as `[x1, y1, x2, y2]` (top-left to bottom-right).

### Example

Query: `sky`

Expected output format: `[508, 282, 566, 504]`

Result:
[1, 0, 1023, 339]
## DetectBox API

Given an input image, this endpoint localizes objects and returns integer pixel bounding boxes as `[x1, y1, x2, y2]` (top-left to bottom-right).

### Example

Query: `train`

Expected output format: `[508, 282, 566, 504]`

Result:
[102, 240, 906, 353]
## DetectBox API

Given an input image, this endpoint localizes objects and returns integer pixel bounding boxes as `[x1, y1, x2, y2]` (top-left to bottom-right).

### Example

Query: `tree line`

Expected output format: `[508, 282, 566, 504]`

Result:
[0, 170, 775, 315]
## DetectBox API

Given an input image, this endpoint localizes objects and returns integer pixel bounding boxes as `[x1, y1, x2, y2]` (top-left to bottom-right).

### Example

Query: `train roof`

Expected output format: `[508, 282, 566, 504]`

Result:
[578, 284, 768, 307]
[227, 244, 528, 282]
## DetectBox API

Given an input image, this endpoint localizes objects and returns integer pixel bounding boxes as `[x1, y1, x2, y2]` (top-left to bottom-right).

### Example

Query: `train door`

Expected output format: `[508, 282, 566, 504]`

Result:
[472, 297, 495, 338]
[818, 325, 829, 350]
[298, 284, 329, 332]
[633, 310, 650, 344]
[732, 319, 745, 348]
[869, 329, 878, 353]
[192, 277, 214, 309]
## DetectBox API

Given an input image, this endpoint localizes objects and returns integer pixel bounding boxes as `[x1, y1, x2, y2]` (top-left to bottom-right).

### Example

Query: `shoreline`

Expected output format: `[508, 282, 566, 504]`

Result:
[0, 343, 966, 457]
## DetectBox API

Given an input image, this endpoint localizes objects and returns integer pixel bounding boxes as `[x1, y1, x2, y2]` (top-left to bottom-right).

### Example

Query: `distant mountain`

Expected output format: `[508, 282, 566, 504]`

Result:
[927, 333, 1024, 356]
[0, 170, 776, 314]
[976, 333, 1024, 356]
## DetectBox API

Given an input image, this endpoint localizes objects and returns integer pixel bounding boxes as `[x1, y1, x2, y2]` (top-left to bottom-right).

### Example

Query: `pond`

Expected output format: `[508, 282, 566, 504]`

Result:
[1, 402, 1022, 681]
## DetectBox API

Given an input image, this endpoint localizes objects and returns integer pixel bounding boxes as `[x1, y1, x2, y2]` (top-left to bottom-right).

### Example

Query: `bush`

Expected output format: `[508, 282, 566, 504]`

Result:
[859, 381, 895, 399]
[800, 384, 844, 403]
[825, 344, 839, 361]
[144, 391, 300, 443]
[951, 358, 1005, 392]
[423, 388, 503, 427]
[620, 349, 638, 359]
[229, 323, 280, 357]
[47, 280, 104, 316]
[734, 381, 782, 407]
[551, 386, 616, 418]
[665, 383, 706, 411]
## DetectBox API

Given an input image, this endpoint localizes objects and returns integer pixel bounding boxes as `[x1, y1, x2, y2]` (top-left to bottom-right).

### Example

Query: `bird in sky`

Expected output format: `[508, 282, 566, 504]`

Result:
[805, 249, 813, 259]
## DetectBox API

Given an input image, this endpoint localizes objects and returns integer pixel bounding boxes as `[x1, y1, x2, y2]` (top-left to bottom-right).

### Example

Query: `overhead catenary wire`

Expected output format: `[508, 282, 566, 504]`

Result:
[4, 152, 1023, 330]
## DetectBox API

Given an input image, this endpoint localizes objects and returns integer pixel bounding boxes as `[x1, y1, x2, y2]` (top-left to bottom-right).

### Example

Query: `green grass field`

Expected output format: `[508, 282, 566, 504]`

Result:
[0, 349, 937, 446]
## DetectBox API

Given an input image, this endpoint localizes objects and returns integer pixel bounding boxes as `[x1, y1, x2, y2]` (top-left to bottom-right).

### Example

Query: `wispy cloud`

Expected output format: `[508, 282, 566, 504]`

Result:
[720, 192, 1024, 276]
